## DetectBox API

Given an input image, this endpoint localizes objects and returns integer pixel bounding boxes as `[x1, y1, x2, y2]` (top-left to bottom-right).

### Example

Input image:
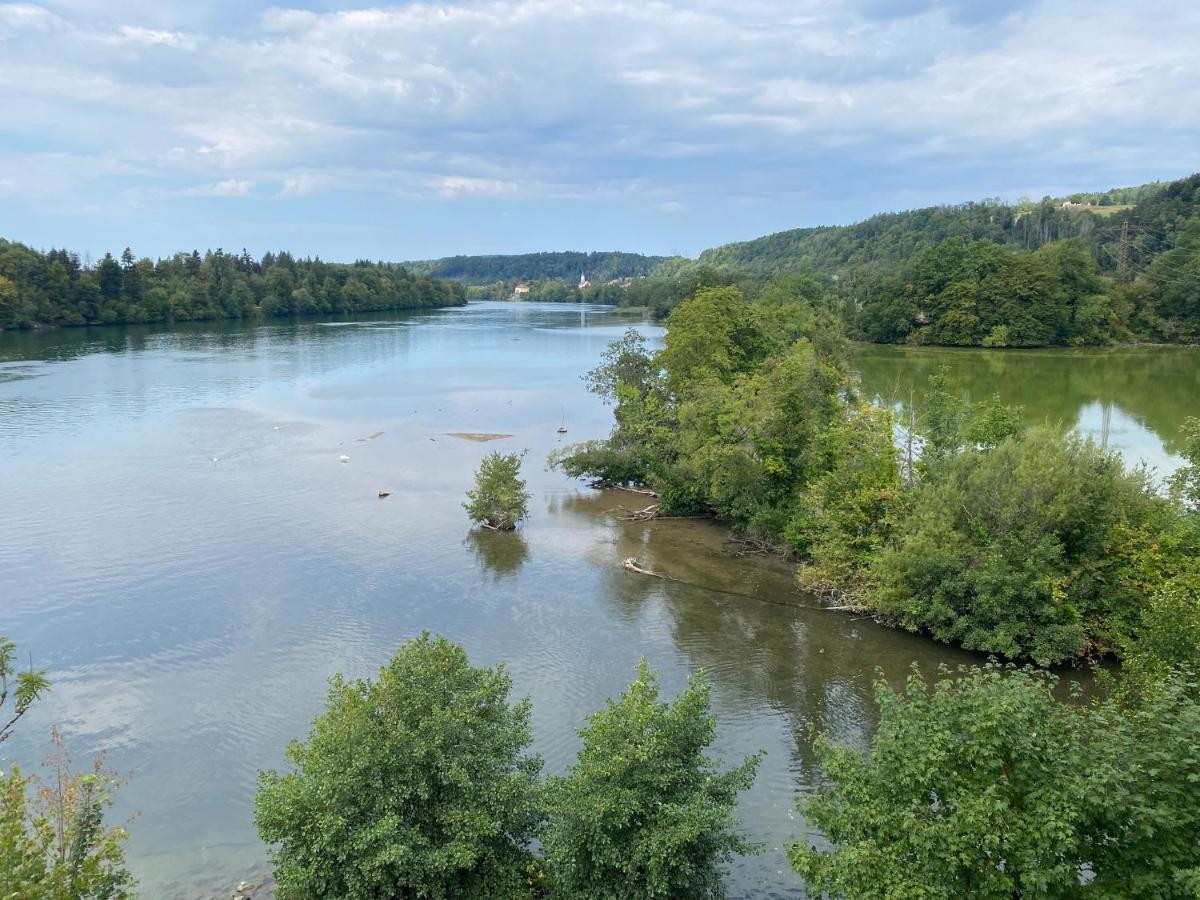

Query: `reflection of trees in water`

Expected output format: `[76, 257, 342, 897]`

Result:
[465, 528, 529, 579]
[854, 346, 1199, 453]
[0, 312, 420, 373]
[553, 485, 994, 781]
[585, 515, 981, 781]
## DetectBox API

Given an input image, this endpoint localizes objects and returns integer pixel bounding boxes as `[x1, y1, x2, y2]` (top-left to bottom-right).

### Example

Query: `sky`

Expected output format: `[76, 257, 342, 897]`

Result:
[0, 0, 1197, 262]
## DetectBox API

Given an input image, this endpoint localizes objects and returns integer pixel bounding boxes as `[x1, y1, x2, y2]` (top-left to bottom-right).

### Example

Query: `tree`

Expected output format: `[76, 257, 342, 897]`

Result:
[791, 664, 1200, 900]
[790, 665, 1092, 899]
[464, 451, 531, 531]
[255, 634, 543, 900]
[0, 639, 134, 899]
[583, 328, 655, 403]
[657, 287, 764, 394]
[1, 635, 49, 743]
[542, 661, 761, 899]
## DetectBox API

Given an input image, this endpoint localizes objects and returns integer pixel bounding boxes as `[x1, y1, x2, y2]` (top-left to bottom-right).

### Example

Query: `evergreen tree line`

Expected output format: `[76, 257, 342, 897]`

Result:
[0, 241, 466, 330]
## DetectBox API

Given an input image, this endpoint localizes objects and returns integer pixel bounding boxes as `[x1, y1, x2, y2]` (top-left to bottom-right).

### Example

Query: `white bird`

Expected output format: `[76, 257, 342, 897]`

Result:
[339, 454, 350, 463]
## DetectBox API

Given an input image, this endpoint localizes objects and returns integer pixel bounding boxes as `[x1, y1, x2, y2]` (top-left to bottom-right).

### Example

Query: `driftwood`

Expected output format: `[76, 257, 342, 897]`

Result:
[623, 557, 670, 579]
[723, 537, 774, 557]
[611, 484, 660, 498]
[606, 503, 660, 522]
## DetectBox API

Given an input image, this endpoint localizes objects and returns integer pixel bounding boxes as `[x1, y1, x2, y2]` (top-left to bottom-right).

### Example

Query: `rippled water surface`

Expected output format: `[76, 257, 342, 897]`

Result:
[1, 304, 1193, 898]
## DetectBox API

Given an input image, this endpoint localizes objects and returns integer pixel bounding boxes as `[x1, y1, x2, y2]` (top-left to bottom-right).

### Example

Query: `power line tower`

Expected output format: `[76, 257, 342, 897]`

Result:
[1116, 219, 1131, 282]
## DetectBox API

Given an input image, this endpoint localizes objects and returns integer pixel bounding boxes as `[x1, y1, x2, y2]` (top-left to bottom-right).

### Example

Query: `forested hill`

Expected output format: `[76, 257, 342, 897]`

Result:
[693, 180, 1181, 278]
[632, 173, 1200, 345]
[0, 242, 466, 330]
[404, 251, 666, 285]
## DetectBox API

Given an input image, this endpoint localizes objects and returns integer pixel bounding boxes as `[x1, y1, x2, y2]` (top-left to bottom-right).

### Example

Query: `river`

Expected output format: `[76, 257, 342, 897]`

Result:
[0, 303, 1194, 897]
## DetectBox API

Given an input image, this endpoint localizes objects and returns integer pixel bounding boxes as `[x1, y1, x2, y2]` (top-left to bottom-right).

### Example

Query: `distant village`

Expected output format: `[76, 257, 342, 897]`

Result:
[510, 272, 637, 299]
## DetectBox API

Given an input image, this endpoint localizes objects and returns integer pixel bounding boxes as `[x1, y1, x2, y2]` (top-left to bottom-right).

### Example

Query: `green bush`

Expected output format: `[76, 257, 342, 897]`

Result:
[542, 661, 761, 899]
[464, 451, 531, 530]
[870, 426, 1168, 663]
[255, 634, 544, 899]
[791, 664, 1200, 899]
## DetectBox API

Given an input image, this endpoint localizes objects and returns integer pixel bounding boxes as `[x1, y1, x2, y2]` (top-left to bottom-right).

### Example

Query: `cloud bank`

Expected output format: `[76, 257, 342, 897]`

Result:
[0, 0, 1196, 258]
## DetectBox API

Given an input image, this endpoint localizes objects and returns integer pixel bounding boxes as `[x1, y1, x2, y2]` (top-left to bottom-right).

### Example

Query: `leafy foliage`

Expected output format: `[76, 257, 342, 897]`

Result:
[870, 426, 1169, 663]
[464, 451, 532, 530]
[791, 664, 1200, 900]
[255, 639, 762, 899]
[1, 736, 136, 900]
[0, 241, 465, 330]
[790, 665, 1094, 899]
[0, 636, 50, 743]
[254, 634, 544, 900]
[1, 638, 134, 900]
[542, 661, 761, 899]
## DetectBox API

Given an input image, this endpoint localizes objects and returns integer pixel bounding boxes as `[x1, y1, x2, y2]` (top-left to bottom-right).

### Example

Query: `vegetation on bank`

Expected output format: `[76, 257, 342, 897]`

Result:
[553, 282, 1200, 665]
[0, 241, 466, 331]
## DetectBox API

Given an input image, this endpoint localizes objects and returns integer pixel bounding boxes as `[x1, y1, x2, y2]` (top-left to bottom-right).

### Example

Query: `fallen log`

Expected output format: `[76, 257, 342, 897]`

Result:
[623, 557, 667, 578]
[606, 503, 660, 522]
[612, 485, 660, 498]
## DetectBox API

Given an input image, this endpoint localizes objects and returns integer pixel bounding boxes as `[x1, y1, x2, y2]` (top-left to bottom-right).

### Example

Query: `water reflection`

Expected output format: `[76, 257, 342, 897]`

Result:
[852, 345, 1199, 471]
[465, 528, 530, 579]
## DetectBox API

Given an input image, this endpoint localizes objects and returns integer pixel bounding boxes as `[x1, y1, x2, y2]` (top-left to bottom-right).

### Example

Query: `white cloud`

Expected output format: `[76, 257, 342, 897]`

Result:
[0, 0, 1196, 239]
[280, 171, 318, 196]
[0, 3, 62, 33]
[436, 175, 517, 198]
[182, 178, 255, 197]
[106, 24, 196, 48]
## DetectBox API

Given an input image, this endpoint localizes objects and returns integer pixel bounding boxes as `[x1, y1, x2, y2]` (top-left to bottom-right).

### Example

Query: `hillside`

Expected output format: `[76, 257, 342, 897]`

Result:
[648, 173, 1200, 345]
[404, 251, 666, 286]
[689, 180, 1197, 280]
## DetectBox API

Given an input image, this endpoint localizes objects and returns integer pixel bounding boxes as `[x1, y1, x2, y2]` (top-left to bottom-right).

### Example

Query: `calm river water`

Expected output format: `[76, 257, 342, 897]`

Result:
[0, 303, 1195, 898]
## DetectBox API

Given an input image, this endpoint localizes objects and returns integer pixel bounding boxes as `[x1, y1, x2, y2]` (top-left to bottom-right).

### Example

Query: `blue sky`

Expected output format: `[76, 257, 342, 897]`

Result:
[0, 0, 1196, 262]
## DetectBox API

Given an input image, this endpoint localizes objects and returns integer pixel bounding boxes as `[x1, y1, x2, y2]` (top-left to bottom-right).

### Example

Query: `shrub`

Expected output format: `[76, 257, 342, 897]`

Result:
[255, 634, 543, 899]
[870, 427, 1167, 663]
[464, 451, 531, 530]
[542, 661, 761, 899]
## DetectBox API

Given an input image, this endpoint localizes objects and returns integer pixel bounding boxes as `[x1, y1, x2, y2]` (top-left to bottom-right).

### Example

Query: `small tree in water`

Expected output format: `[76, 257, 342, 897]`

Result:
[464, 451, 531, 530]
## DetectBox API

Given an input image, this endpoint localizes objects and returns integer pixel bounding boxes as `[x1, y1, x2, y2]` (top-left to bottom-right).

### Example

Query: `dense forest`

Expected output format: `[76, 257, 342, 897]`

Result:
[0, 241, 466, 330]
[608, 173, 1200, 346]
[6, 175, 1195, 345]
[403, 250, 666, 285]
